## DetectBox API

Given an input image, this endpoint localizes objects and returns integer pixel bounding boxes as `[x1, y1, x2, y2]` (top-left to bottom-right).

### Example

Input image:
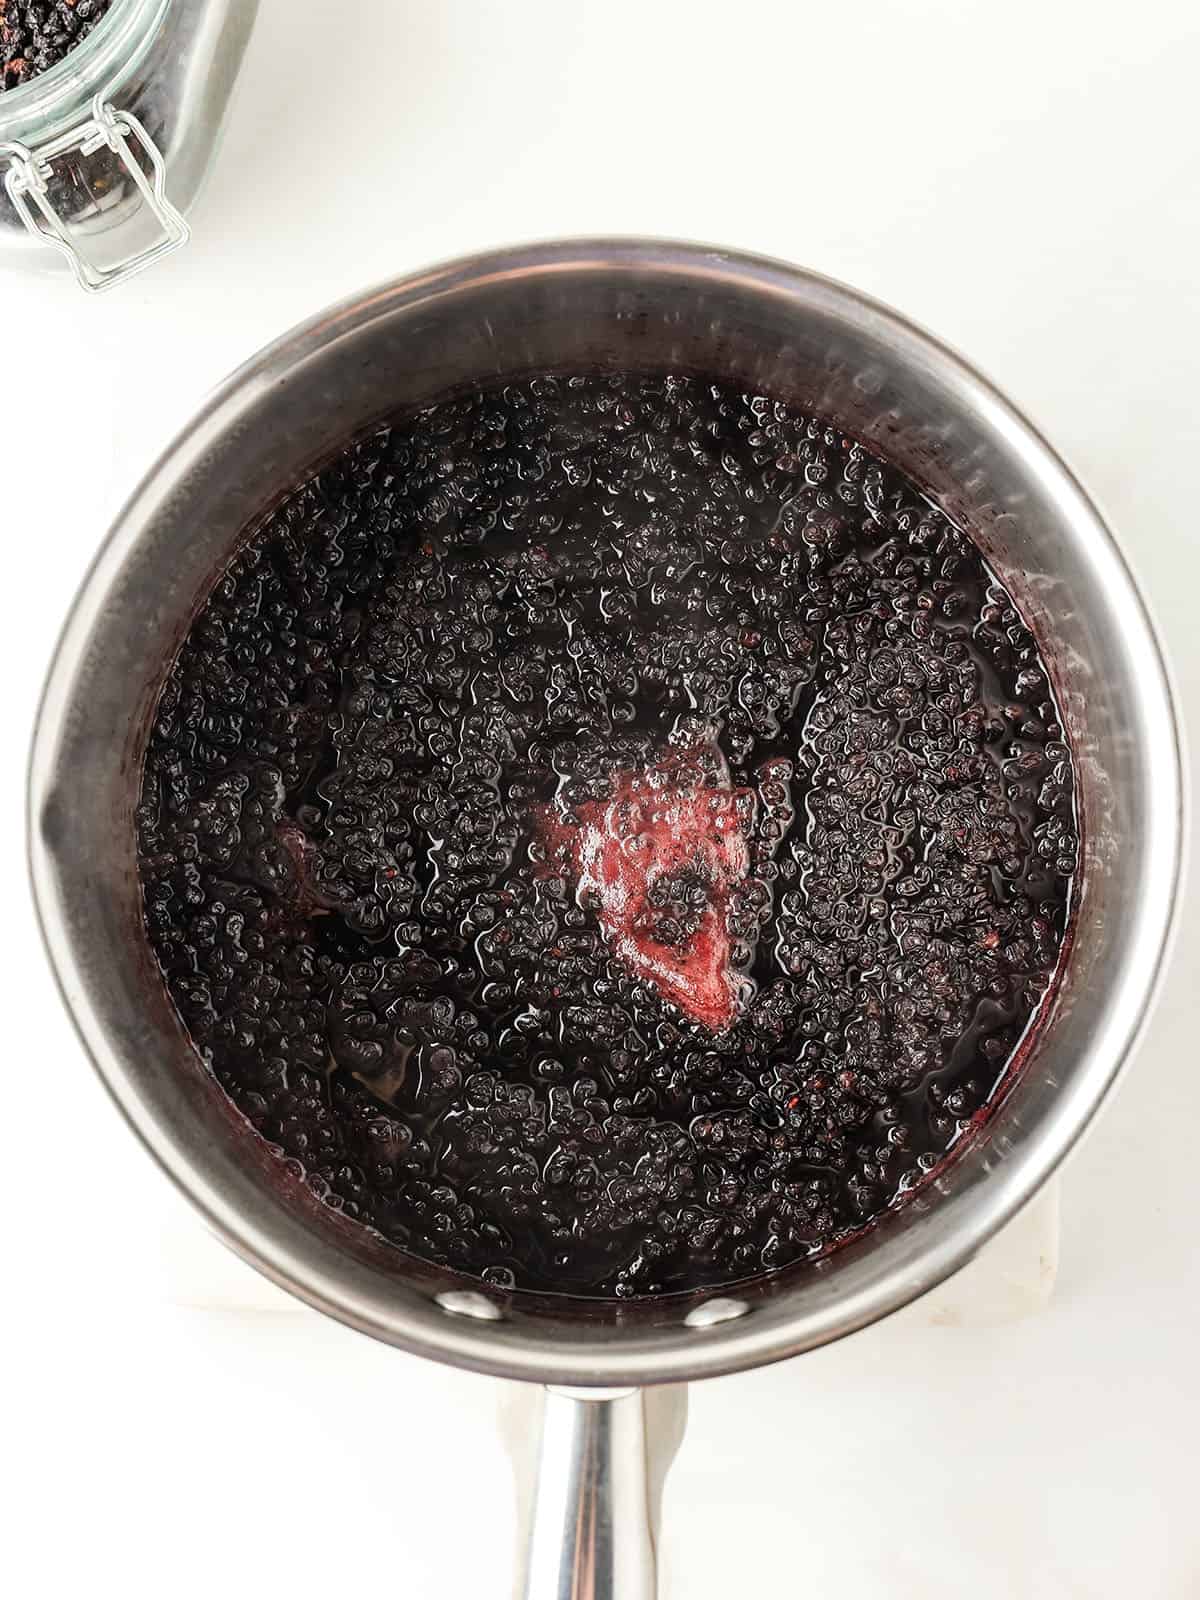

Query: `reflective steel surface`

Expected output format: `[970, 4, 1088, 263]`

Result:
[29, 238, 1183, 1389]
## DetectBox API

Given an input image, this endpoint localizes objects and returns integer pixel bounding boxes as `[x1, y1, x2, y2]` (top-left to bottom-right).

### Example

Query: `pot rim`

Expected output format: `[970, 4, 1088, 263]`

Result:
[28, 237, 1186, 1385]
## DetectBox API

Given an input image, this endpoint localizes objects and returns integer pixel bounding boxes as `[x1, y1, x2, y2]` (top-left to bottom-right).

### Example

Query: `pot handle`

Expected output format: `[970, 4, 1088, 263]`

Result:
[515, 1384, 687, 1600]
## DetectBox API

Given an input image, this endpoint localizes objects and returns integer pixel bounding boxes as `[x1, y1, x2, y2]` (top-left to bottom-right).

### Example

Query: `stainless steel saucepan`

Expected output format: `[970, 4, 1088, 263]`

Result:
[29, 239, 1183, 1599]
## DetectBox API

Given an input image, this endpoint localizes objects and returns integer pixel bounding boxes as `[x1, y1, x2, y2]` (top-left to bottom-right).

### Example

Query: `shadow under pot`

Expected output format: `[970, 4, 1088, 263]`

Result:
[0, 0, 257, 291]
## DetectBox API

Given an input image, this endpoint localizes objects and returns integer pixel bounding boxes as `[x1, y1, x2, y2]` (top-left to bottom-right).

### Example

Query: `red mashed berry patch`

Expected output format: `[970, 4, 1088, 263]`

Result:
[539, 745, 755, 1030]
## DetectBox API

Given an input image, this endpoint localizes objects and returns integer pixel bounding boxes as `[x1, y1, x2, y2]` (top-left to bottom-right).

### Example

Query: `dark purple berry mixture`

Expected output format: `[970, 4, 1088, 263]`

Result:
[1, 0, 113, 91]
[136, 373, 1078, 1299]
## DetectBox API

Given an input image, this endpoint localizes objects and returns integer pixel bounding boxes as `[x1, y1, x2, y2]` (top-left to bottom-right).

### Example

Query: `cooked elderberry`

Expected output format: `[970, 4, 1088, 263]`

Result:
[136, 372, 1077, 1298]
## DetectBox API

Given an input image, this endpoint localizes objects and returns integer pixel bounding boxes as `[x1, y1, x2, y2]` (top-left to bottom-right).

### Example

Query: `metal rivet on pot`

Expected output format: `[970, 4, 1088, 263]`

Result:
[435, 1290, 505, 1322]
[683, 1297, 750, 1329]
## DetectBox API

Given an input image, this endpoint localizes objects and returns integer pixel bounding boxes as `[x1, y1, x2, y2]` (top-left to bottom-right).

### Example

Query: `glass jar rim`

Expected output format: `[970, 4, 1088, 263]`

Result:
[0, 0, 169, 134]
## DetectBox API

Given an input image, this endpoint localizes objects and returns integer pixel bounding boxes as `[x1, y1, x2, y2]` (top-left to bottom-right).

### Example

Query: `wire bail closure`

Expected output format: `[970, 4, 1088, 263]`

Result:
[2, 95, 188, 292]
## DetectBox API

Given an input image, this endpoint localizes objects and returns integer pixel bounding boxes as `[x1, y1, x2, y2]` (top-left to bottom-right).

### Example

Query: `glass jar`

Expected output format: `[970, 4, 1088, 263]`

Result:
[0, 0, 258, 291]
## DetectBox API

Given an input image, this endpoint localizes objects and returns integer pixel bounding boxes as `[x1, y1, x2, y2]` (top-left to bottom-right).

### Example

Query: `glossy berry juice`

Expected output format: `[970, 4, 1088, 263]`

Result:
[136, 373, 1078, 1298]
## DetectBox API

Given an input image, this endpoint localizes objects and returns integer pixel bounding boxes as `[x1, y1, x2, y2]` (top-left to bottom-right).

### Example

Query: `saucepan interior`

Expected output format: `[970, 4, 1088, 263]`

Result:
[29, 239, 1182, 1386]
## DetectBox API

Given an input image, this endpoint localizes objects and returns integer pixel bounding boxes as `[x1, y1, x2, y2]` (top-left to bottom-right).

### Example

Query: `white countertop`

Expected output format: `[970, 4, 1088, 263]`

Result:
[6, 2, 1198, 1595]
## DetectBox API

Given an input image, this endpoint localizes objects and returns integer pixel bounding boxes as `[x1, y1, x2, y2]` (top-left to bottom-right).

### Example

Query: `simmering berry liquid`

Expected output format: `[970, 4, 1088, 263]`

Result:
[137, 374, 1077, 1298]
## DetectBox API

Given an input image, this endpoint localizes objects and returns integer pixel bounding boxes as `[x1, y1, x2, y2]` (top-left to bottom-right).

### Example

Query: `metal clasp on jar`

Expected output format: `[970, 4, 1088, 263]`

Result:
[1, 95, 188, 293]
